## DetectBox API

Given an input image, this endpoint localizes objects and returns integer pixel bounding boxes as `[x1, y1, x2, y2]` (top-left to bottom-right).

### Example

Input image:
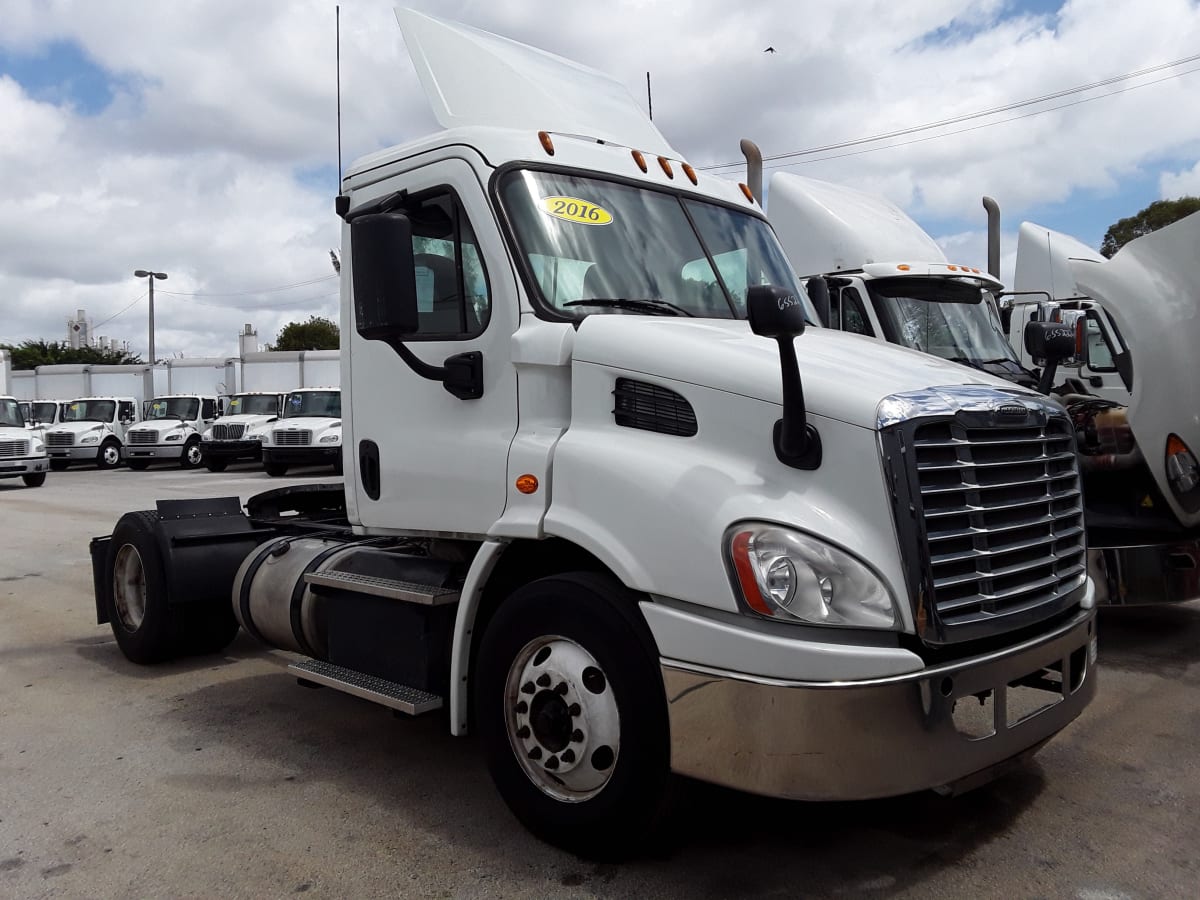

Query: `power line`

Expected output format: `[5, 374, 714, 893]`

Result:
[699, 52, 1200, 172]
[157, 274, 337, 298]
[183, 289, 340, 311]
[92, 291, 147, 330]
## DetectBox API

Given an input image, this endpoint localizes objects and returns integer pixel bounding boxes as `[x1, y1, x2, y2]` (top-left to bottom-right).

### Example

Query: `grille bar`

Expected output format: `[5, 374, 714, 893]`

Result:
[47, 433, 74, 447]
[128, 430, 158, 444]
[213, 423, 246, 440]
[0, 440, 30, 458]
[917, 451, 1076, 472]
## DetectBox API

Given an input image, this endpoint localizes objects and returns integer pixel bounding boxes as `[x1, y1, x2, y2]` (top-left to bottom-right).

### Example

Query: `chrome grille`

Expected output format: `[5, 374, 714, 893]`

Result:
[213, 423, 245, 440]
[274, 429, 312, 447]
[47, 432, 74, 447]
[0, 440, 30, 458]
[128, 430, 158, 445]
[879, 387, 1088, 645]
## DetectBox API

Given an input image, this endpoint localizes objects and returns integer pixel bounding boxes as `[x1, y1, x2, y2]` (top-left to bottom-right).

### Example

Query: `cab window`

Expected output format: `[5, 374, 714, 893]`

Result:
[405, 190, 490, 339]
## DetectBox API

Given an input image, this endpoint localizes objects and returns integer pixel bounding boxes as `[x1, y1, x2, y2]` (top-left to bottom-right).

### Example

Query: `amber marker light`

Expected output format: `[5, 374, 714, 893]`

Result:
[730, 531, 772, 615]
[682, 163, 698, 185]
[515, 474, 539, 494]
[538, 131, 555, 156]
[738, 182, 755, 202]
[947, 265, 959, 271]
[631, 149, 648, 172]
[658, 156, 674, 178]
[897, 264, 911, 271]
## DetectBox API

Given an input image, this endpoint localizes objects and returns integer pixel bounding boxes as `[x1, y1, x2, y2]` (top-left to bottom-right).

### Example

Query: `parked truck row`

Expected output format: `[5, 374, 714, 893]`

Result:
[88, 10, 1098, 858]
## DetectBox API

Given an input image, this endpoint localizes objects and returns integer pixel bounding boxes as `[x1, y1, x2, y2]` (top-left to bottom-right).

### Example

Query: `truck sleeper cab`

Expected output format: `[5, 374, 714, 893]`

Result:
[46, 396, 138, 470]
[200, 392, 283, 472]
[123, 394, 218, 470]
[260, 388, 342, 477]
[88, 10, 1096, 858]
[0, 396, 49, 487]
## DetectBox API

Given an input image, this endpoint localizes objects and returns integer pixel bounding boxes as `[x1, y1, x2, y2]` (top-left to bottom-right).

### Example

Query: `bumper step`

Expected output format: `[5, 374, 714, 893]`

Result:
[288, 658, 443, 715]
[304, 570, 459, 605]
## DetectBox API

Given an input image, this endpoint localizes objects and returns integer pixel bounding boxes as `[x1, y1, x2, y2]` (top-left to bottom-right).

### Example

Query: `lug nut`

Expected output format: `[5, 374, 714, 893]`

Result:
[571, 728, 584, 742]
[554, 682, 568, 695]
[516, 725, 530, 739]
[536, 673, 551, 688]
[568, 703, 581, 717]
[515, 701, 528, 714]
[529, 746, 542, 760]
[560, 749, 576, 764]
[521, 681, 535, 695]
[545, 755, 560, 770]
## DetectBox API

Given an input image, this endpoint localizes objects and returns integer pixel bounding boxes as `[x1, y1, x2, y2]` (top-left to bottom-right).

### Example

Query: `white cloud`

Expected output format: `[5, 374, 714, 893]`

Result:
[2, 0, 1200, 359]
[1160, 161, 1200, 198]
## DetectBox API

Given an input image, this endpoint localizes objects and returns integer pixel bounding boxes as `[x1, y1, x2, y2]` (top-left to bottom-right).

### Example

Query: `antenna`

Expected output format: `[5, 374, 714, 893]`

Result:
[336, 4, 343, 189]
[646, 71, 652, 120]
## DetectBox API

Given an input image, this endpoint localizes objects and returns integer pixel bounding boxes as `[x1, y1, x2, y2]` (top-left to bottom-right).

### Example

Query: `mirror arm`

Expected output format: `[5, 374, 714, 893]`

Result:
[771, 336, 822, 469]
[1036, 358, 1059, 395]
[386, 339, 484, 401]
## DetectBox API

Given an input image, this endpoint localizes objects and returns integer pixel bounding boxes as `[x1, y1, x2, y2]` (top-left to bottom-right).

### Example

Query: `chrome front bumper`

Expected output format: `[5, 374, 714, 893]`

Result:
[662, 608, 1096, 801]
[0, 456, 49, 477]
[124, 444, 184, 460]
[48, 446, 103, 461]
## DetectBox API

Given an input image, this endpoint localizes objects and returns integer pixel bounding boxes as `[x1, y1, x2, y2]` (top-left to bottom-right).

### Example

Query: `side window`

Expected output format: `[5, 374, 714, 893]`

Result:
[119, 401, 135, 422]
[680, 249, 745, 316]
[202, 398, 216, 419]
[840, 288, 875, 336]
[1085, 319, 1116, 371]
[407, 191, 490, 338]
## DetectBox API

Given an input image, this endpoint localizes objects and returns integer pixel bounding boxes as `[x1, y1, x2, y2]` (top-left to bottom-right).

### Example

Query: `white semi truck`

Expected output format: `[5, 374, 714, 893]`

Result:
[122, 394, 219, 470]
[260, 388, 342, 477]
[46, 396, 141, 470]
[768, 171, 1200, 607]
[200, 391, 283, 472]
[89, 11, 1097, 856]
[0, 396, 49, 487]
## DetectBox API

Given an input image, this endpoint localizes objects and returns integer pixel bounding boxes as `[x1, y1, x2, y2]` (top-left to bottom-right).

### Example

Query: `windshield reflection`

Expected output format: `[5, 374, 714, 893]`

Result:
[146, 398, 199, 420]
[228, 395, 279, 416]
[282, 391, 340, 418]
[0, 399, 24, 428]
[63, 400, 115, 423]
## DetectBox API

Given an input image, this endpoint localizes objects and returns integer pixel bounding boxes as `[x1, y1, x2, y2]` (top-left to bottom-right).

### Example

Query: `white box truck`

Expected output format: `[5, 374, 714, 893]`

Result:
[260, 387, 342, 476]
[89, 11, 1096, 856]
[199, 392, 283, 472]
[46, 397, 141, 470]
[0, 396, 49, 487]
[123, 394, 220, 470]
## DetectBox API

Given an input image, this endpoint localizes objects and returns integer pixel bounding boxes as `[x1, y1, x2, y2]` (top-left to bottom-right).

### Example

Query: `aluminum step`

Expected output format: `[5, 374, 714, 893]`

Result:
[288, 658, 443, 715]
[304, 570, 460, 605]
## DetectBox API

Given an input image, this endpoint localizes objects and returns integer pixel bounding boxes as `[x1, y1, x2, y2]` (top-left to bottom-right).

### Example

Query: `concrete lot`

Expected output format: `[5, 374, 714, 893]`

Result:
[2, 466, 1199, 899]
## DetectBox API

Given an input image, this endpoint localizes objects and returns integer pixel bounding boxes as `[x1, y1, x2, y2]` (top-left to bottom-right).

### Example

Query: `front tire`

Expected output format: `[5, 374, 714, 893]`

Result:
[204, 457, 229, 473]
[49, 459, 69, 472]
[475, 572, 672, 859]
[180, 438, 203, 469]
[126, 459, 150, 471]
[22, 472, 47, 487]
[263, 461, 289, 477]
[97, 439, 122, 469]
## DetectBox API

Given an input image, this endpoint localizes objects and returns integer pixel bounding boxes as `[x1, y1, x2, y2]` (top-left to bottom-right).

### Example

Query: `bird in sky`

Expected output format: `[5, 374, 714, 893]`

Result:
[764, 46, 777, 53]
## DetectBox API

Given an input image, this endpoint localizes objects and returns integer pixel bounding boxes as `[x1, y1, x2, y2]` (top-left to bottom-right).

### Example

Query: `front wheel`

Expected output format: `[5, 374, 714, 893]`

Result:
[475, 572, 672, 859]
[49, 459, 69, 472]
[22, 472, 47, 487]
[180, 438, 203, 469]
[263, 461, 289, 477]
[126, 459, 150, 471]
[204, 457, 229, 473]
[97, 440, 122, 469]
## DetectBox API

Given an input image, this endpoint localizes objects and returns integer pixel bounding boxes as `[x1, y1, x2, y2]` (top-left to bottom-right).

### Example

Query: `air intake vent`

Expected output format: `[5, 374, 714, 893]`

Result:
[613, 379, 697, 437]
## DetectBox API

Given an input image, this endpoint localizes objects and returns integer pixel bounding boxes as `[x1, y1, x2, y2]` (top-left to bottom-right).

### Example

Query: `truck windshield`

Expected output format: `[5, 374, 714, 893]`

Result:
[31, 402, 57, 423]
[63, 400, 115, 423]
[868, 277, 1019, 367]
[228, 395, 278, 416]
[146, 397, 199, 420]
[0, 398, 24, 428]
[282, 391, 340, 418]
[499, 169, 813, 321]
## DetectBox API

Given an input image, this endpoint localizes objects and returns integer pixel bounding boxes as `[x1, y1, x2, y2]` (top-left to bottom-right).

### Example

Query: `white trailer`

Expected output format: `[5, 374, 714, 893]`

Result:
[239, 350, 340, 394]
[165, 358, 238, 401]
[89, 11, 1096, 857]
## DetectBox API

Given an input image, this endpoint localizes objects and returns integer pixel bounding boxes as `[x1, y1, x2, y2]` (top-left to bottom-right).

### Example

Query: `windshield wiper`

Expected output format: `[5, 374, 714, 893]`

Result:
[563, 297, 694, 317]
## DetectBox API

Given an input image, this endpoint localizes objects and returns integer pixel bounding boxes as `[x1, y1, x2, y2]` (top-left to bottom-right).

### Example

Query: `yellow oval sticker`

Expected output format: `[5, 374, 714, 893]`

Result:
[540, 196, 613, 225]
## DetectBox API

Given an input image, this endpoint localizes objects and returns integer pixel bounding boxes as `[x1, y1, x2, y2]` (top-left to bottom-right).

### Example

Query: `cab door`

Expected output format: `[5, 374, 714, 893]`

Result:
[344, 156, 520, 536]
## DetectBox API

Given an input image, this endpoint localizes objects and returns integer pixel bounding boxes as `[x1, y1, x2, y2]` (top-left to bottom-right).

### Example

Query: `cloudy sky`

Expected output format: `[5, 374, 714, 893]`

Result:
[2, 0, 1198, 360]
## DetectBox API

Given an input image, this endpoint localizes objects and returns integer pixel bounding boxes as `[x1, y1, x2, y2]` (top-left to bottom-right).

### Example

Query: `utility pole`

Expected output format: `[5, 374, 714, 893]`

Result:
[134, 269, 168, 363]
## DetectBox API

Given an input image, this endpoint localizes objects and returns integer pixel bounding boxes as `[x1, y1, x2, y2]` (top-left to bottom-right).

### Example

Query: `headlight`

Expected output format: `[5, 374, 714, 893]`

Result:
[319, 434, 340, 444]
[1165, 434, 1200, 512]
[201, 430, 213, 441]
[81, 434, 99, 444]
[725, 524, 898, 629]
[165, 433, 183, 442]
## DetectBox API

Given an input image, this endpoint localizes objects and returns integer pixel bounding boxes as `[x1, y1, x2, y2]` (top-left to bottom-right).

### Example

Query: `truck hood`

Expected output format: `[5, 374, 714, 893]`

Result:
[273, 418, 340, 434]
[1069, 212, 1200, 527]
[216, 414, 276, 425]
[49, 422, 109, 435]
[572, 317, 1031, 429]
[131, 421, 190, 436]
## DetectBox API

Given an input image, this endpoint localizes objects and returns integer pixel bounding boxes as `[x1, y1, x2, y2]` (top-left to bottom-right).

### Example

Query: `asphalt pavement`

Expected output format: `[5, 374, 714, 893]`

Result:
[2, 465, 1199, 898]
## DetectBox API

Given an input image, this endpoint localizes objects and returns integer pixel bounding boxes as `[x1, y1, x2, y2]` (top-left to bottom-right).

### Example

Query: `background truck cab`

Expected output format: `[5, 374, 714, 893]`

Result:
[0, 395, 49, 487]
[200, 391, 283, 472]
[46, 396, 139, 470]
[123, 394, 219, 470]
[260, 387, 341, 476]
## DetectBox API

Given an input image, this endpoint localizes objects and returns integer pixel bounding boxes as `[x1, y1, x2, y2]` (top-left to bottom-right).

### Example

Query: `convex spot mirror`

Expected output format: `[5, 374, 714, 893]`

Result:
[351, 212, 419, 342]
[1024, 320, 1080, 365]
[747, 285, 807, 339]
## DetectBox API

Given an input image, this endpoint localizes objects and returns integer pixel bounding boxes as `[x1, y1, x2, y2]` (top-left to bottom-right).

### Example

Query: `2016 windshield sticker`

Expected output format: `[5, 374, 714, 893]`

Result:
[540, 196, 613, 225]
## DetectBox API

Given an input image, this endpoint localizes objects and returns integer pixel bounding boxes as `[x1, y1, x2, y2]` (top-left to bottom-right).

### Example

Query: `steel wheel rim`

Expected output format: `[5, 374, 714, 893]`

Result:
[102, 444, 120, 466]
[504, 635, 620, 803]
[185, 443, 202, 465]
[112, 544, 147, 631]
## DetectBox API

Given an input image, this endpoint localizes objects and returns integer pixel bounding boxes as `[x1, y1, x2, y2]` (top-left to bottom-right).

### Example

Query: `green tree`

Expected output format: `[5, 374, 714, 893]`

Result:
[267, 315, 340, 351]
[0, 339, 143, 370]
[1100, 196, 1200, 258]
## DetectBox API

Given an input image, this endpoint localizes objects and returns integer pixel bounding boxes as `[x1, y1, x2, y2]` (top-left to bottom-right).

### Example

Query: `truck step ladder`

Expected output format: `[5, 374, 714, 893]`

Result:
[304, 570, 460, 605]
[288, 658, 443, 715]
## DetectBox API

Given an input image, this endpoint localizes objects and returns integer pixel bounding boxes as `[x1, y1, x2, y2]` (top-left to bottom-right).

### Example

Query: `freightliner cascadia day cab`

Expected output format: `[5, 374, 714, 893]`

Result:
[46, 396, 140, 470]
[89, 11, 1097, 856]
[200, 391, 283, 472]
[0, 396, 49, 487]
[261, 388, 342, 477]
[123, 394, 219, 470]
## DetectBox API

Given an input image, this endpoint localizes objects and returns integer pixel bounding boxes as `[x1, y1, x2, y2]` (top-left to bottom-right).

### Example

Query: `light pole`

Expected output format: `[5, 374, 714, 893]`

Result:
[134, 269, 168, 363]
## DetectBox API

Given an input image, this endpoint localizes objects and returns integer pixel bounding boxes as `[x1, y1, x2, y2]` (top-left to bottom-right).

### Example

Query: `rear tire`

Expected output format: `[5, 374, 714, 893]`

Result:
[180, 438, 203, 469]
[204, 457, 229, 473]
[22, 472, 47, 487]
[104, 511, 186, 663]
[264, 461, 289, 477]
[50, 459, 69, 472]
[97, 439, 122, 470]
[475, 572, 672, 859]
[126, 459, 150, 471]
